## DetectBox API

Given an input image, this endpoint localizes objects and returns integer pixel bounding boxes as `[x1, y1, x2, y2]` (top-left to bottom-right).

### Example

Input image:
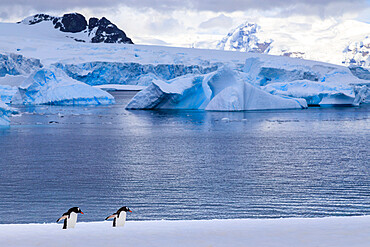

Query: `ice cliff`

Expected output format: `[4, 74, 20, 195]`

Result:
[55, 62, 218, 86]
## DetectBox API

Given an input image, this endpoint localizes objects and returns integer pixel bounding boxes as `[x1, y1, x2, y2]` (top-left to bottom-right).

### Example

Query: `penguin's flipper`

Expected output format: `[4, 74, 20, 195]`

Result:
[63, 219, 67, 229]
[113, 218, 116, 227]
[56, 215, 68, 222]
[105, 214, 117, 220]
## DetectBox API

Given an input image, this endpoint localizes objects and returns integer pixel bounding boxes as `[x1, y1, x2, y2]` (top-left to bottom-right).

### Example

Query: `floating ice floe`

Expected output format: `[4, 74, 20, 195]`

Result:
[11, 66, 115, 105]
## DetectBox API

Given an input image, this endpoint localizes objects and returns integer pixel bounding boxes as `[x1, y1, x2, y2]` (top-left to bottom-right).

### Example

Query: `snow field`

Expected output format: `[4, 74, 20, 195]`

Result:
[1, 216, 369, 247]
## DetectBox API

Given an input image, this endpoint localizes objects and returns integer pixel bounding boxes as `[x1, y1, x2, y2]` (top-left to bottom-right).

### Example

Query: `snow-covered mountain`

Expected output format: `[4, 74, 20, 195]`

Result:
[19, 13, 133, 44]
[217, 20, 370, 69]
[216, 22, 272, 54]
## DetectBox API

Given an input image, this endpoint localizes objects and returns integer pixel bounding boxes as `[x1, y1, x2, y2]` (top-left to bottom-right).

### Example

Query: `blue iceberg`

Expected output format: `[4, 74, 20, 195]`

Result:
[126, 66, 307, 111]
[11, 66, 115, 105]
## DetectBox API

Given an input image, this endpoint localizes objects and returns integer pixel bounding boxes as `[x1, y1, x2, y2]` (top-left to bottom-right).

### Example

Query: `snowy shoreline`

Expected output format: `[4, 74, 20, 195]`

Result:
[1, 216, 369, 247]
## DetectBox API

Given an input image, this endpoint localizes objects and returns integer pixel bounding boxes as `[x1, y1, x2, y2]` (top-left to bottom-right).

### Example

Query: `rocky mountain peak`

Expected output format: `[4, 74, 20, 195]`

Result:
[19, 13, 133, 44]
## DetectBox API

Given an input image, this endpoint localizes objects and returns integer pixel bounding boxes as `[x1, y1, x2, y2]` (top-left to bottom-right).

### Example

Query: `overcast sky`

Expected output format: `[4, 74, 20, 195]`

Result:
[0, 0, 369, 47]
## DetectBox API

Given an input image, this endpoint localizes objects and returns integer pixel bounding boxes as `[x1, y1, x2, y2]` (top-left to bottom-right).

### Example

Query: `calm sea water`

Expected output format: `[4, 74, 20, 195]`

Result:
[0, 91, 369, 224]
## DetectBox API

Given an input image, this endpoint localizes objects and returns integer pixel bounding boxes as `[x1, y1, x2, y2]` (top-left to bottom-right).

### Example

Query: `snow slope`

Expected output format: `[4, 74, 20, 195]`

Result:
[1, 217, 369, 247]
[216, 19, 370, 69]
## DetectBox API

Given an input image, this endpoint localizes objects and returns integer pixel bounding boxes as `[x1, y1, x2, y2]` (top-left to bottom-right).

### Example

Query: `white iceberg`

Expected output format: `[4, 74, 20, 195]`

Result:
[11, 66, 115, 105]
[126, 66, 307, 111]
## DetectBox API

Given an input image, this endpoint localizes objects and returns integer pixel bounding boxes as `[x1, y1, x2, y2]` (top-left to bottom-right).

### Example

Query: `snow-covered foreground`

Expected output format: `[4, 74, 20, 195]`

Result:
[1, 216, 369, 247]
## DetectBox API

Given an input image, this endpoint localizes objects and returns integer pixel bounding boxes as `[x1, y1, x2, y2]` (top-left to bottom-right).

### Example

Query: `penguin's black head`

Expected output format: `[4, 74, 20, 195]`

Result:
[118, 206, 132, 213]
[69, 207, 84, 214]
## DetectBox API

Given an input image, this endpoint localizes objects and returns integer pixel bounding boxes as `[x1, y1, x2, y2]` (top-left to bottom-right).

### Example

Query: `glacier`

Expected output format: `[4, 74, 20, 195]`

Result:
[11, 66, 115, 105]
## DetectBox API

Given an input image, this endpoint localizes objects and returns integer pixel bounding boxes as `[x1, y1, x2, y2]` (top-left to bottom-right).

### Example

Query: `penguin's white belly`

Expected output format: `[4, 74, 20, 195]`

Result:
[116, 212, 126, 227]
[67, 212, 78, 228]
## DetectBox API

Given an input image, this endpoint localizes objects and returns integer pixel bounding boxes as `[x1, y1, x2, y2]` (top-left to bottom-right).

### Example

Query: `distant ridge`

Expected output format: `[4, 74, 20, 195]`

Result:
[216, 20, 370, 69]
[19, 13, 134, 44]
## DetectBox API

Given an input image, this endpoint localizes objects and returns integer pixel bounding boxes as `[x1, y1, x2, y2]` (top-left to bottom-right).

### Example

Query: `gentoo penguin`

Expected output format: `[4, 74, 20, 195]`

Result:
[105, 206, 132, 227]
[56, 207, 84, 229]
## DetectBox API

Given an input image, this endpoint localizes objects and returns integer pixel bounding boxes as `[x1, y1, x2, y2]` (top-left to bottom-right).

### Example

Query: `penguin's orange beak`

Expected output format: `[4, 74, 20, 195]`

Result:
[129, 210, 132, 213]
[80, 212, 84, 214]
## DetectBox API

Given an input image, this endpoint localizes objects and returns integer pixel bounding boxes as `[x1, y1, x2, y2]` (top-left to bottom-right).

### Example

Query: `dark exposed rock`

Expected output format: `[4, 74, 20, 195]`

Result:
[88, 17, 133, 44]
[88, 18, 99, 31]
[59, 13, 87, 33]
